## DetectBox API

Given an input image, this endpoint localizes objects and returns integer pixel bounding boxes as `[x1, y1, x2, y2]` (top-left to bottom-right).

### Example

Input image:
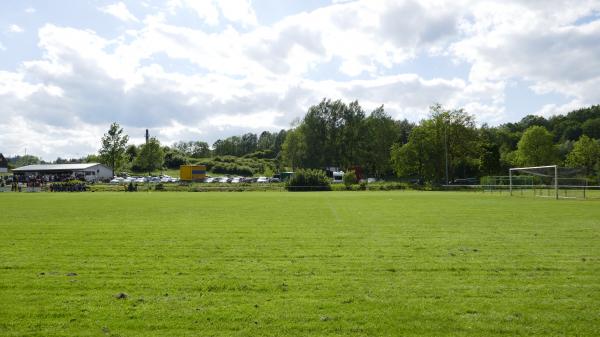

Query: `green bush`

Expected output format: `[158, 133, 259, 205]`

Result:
[50, 180, 88, 192]
[164, 152, 188, 169]
[286, 169, 331, 192]
[343, 170, 357, 190]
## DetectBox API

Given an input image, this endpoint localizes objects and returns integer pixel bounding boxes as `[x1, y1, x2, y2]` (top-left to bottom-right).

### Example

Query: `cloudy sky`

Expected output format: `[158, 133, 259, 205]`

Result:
[1, 0, 599, 160]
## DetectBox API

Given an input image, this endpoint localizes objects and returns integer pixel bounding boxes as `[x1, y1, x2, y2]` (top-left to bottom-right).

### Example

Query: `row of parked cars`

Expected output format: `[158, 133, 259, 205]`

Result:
[108, 175, 280, 184]
[204, 176, 279, 183]
[109, 175, 179, 184]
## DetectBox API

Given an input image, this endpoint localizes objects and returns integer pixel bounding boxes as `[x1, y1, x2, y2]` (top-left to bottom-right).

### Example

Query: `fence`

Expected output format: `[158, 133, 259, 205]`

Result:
[443, 184, 600, 200]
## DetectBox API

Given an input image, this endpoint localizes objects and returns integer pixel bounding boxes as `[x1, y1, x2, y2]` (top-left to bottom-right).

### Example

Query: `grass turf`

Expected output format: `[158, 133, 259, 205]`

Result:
[0, 191, 598, 336]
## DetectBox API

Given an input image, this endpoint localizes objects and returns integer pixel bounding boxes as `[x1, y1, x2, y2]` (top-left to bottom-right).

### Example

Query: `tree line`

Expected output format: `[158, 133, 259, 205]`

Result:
[6, 100, 600, 182]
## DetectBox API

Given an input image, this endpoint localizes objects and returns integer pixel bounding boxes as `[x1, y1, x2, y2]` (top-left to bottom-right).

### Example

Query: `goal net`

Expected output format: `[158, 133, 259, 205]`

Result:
[508, 165, 597, 199]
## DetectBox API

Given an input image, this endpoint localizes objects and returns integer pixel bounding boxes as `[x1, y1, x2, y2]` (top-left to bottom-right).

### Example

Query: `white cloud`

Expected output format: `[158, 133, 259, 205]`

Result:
[99, 2, 139, 23]
[450, 0, 600, 118]
[1, 0, 600, 160]
[8, 24, 24, 33]
[217, 0, 257, 27]
[25, 7, 36, 14]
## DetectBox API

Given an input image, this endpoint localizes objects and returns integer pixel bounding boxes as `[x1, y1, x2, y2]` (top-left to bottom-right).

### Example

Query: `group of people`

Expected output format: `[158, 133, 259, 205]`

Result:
[1, 175, 88, 192]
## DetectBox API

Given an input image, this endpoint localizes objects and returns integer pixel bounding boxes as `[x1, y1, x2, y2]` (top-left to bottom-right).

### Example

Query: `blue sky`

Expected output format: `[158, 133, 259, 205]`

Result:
[1, 0, 599, 160]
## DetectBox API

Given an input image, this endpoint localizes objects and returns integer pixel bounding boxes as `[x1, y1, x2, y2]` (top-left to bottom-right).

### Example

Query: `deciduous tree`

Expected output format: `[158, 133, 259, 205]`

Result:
[99, 122, 129, 176]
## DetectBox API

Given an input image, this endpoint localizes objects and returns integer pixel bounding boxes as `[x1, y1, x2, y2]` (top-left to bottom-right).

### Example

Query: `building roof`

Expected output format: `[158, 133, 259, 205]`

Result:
[12, 163, 105, 172]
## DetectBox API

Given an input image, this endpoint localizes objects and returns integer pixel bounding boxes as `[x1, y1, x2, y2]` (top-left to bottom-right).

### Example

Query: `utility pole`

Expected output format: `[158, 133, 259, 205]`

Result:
[444, 119, 449, 185]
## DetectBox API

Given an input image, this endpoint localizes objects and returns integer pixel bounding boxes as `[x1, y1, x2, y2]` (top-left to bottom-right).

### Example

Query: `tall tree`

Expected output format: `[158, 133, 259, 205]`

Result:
[14, 155, 41, 167]
[240, 133, 258, 155]
[391, 125, 437, 182]
[390, 104, 478, 183]
[273, 129, 288, 154]
[257, 131, 275, 151]
[281, 127, 307, 170]
[565, 135, 600, 177]
[340, 101, 367, 169]
[135, 137, 165, 175]
[430, 104, 479, 182]
[582, 118, 600, 139]
[99, 122, 129, 176]
[517, 126, 558, 166]
[190, 141, 210, 158]
[478, 126, 502, 175]
[364, 106, 399, 177]
[125, 144, 138, 162]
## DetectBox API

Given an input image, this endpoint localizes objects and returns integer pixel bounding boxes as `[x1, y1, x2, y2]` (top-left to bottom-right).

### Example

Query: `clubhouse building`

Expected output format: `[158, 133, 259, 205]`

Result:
[12, 163, 113, 182]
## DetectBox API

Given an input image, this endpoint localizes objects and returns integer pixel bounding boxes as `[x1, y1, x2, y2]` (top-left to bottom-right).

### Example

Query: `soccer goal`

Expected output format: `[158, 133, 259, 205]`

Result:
[509, 165, 595, 199]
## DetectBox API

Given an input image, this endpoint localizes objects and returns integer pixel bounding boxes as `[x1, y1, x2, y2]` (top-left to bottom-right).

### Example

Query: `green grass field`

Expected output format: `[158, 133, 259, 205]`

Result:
[1, 191, 598, 336]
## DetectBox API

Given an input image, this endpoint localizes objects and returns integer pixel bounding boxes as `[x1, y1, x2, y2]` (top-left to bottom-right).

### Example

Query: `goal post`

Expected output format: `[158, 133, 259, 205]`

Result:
[482, 167, 597, 199]
[509, 165, 558, 199]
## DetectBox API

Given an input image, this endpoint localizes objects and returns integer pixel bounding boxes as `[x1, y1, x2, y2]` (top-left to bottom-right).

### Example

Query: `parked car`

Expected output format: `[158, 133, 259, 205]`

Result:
[256, 176, 268, 183]
[269, 177, 281, 183]
[332, 171, 344, 183]
[109, 177, 124, 184]
[231, 177, 241, 183]
[135, 177, 146, 183]
[204, 177, 215, 183]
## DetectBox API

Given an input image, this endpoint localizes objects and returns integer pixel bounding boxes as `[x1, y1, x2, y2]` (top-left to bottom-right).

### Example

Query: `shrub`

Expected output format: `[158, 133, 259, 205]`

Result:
[155, 182, 165, 191]
[286, 169, 331, 192]
[343, 170, 357, 189]
[50, 180, 88, 192]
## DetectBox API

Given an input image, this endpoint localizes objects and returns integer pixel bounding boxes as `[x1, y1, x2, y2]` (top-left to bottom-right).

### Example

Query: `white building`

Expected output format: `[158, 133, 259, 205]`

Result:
[12, 163, 113, 182]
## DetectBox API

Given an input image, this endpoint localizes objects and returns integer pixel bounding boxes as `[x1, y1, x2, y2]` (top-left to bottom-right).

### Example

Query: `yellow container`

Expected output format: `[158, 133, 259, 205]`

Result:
[180, 165, 207, 181]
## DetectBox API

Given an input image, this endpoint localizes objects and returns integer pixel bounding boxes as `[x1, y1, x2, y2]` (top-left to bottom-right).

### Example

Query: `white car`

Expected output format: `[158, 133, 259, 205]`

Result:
[256, 176, 268, 183]
[135, 177, 146, 183]
[109, 177, 124, 184]
[160, 176, 171, 183]
[231, 177, 241, 183]
[218, 177, 230, 183]
[204, 177, 215, 183]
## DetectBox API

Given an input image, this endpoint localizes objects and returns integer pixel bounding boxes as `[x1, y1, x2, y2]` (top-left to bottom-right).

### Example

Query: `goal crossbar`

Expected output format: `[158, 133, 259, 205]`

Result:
[509, 165, 558, 199]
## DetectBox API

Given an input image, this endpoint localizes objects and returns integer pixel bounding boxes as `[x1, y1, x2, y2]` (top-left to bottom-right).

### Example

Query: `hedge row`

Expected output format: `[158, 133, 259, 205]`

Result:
[286, 169, 331, 192]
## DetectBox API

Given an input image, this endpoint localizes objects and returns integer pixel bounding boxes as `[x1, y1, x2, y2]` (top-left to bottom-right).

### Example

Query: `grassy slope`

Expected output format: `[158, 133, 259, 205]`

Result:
[0, 191, 598, 337]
